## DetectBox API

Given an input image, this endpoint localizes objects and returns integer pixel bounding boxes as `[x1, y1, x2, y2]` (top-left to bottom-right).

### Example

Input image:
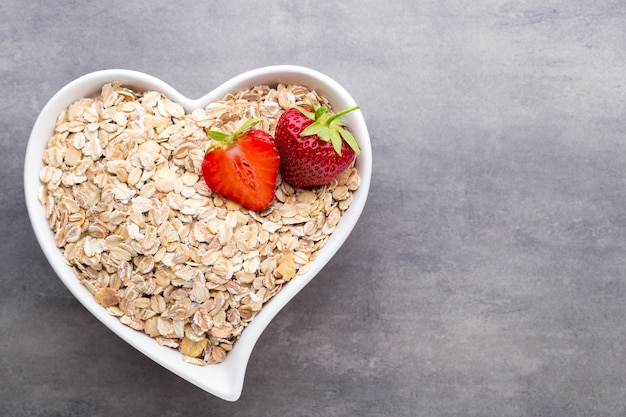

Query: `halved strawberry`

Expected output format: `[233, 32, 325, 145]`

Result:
[202, 117, 280, 211]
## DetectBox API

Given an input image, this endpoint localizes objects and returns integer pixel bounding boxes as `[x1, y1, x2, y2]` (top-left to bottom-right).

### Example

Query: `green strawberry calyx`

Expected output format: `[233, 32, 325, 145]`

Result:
[205, 117, 263, 152]
[295, 104, 361, 156]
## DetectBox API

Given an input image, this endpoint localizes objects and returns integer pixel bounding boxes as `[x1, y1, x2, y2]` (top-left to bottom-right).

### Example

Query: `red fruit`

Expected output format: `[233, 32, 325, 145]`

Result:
[202, 117, 280, 211]
[274, 104, 360, 188]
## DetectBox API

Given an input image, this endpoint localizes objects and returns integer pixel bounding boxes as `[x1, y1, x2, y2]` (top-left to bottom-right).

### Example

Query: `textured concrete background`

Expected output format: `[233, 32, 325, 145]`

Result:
[3, 0, 626, 415]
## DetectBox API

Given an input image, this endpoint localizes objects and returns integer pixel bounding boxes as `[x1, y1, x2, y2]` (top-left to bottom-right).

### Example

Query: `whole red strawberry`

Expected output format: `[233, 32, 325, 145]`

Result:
[274, 104, 361, 188]
[202, 117, 280, 211]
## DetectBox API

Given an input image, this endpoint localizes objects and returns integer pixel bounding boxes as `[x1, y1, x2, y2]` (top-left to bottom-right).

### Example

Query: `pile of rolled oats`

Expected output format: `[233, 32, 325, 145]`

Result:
[38, 81, 359, 365]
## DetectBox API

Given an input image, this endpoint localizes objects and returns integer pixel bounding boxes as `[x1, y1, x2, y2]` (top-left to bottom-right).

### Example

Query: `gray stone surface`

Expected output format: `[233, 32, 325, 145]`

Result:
[3, 0, 626, 415]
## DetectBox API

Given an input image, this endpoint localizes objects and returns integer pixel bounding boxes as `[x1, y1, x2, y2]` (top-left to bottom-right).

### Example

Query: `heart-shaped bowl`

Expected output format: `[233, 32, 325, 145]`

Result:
[24, 66, 371, 401]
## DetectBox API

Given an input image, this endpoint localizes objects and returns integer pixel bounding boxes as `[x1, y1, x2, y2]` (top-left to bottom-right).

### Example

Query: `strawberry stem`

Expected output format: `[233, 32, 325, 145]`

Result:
[298, 104, 361, 156]
[325, 105, 360, 125]
[232, 117, 263, 139]
[205, 117, 262, 153]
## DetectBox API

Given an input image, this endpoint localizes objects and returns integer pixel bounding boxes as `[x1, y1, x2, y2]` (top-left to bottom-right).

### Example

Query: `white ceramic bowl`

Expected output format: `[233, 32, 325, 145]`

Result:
[24, 65, 371, 401]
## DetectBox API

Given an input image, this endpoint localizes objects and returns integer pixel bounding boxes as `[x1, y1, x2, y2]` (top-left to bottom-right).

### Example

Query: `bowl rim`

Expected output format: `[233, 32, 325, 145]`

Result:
[24, 65, 372, 401]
